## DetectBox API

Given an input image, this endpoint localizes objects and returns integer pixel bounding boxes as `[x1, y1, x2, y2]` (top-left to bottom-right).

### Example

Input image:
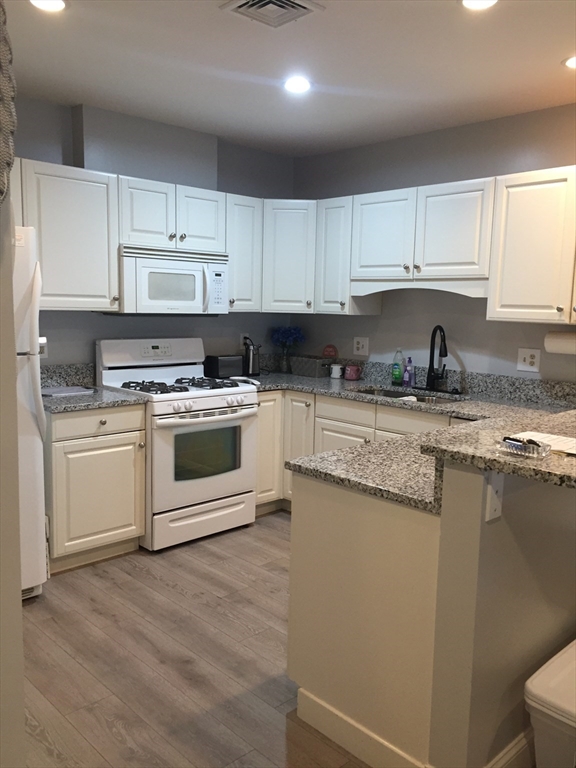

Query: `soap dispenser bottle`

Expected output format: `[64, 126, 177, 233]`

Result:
[392, 349, 404, 386]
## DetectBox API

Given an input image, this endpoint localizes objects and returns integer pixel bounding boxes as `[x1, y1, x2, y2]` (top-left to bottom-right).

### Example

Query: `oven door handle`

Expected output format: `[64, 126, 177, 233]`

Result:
[153, 406, 258, 429]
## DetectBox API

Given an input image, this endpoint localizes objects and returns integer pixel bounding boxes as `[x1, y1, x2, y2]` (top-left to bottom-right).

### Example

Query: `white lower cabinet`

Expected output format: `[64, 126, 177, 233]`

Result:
[283, 393, 315, 500]
[314, 418, 374, 452]
[375, 429, 404, 441]
[256, 391, 284, 504]
[376, 405, 450, 434]
[46, 407, 145, 558]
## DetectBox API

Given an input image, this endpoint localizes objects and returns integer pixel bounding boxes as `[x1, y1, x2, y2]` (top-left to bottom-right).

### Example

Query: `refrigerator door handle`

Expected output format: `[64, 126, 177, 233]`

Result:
[30, 262, 46, 440]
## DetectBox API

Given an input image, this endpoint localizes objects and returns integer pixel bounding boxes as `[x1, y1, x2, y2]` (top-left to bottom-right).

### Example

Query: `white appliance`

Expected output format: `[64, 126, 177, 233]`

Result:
[12, 226, 48, 598]
[97, 338, 259, 550]
[120, 246, 229, 314]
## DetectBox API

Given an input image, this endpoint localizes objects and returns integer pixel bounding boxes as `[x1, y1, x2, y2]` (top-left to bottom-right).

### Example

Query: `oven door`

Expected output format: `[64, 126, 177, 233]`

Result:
[151, 405, 258, 514]
[135, 257, 206, 314]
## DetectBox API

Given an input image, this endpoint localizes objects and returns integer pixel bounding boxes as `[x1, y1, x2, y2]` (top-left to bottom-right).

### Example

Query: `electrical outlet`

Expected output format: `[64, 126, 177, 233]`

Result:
[517, 348, 540, 372]
[240, 333, 249, 350]
[353, 337, 369, 356]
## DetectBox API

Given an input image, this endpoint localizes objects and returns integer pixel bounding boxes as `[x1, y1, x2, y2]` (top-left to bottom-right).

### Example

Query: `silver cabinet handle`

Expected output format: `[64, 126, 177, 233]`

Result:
[112, 295, 120, 302]
[306, 300, 312, 308]
[100, 418, 107, 425]
[364, 437, 371, 444]
[414, 264, 422, 273]
[305, 401, 311, 408]
[229, 298, 235, 306]
[403, 263, 411, 273]
[168, 232, 176, 241]
[339, 301, 346, 308]
[573, 306, 576, 313]
[179, 233, 187, 242]
[138, 442, 145, 448]
[556, 306, 564, 312]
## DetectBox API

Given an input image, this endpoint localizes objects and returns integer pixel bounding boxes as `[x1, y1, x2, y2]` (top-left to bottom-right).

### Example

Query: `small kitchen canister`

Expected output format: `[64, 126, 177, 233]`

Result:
[330, 364, 345, 379]
[344, 365, 362, 381]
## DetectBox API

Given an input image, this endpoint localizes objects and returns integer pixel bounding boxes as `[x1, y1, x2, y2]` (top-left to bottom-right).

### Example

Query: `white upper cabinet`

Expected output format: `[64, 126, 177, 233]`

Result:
[315, 196, 353, 313]
[262, 199, 317, 313]
[22, 160, 120, 311]
[119, 177, 176, 248]
[351, 188, 417, 280]
[226, 194, 263, 312]
[176, 185, 226, 253]
[414, 178, 494, 279]
[10, 158, 23, 226]
[487, 166, 576, 323]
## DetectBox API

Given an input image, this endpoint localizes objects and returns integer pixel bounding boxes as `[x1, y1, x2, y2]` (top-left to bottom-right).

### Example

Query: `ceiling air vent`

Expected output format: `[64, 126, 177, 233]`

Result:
[220, 0, 324, 28]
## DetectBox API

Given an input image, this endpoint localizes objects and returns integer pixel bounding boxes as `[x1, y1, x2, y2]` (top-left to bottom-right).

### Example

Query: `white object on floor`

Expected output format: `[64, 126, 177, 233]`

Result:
[525, 640, 576, 768]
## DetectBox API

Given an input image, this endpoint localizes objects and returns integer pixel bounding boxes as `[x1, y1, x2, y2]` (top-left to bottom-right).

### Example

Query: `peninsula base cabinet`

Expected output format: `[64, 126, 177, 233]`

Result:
[45, 407, 146, 559]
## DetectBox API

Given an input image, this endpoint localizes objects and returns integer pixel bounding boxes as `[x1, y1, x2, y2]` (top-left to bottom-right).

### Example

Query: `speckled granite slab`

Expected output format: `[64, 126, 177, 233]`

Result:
[43, 387, 147, 413]
[421, 410, 576, 489]
[40, 364, 95, 388]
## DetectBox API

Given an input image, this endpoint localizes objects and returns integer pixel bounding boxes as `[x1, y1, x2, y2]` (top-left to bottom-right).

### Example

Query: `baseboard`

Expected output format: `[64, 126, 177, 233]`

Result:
[49, 538, 139, 573]
[297, 688, 427, 768]
[256, 500, 291, 517]
[485, 729, 534, 768]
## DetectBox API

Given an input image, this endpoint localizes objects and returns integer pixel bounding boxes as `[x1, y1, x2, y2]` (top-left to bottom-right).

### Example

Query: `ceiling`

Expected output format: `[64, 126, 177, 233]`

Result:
[6, 0, 576, 156]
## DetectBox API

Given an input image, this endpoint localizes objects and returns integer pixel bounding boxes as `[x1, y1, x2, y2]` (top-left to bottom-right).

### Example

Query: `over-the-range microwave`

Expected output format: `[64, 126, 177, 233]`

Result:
[119, 246, 229, 314]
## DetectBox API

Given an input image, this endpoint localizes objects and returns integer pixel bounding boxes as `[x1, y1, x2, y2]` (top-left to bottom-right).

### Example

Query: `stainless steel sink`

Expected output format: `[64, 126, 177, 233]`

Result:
[354, 386, 460, 404]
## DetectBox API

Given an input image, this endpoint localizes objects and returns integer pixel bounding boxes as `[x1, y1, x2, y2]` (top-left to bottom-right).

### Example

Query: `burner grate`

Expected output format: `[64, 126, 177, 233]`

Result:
[174, 377, 240, 390]
[122, 381, 190, 394]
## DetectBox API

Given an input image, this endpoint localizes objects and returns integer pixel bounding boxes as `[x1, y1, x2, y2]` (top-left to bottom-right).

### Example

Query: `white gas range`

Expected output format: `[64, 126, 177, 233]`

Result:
[96, 338, 259, 551]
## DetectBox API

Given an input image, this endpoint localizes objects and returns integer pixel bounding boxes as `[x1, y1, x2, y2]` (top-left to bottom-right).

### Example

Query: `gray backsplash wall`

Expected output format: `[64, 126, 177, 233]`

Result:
[39, 311, 289, 366]
[293, 104, 576, 198]
[296, 290, 576, 383]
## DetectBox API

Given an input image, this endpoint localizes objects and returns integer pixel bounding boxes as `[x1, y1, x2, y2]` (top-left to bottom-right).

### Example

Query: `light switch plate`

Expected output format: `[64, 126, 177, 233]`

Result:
[517, 348, 540, 372]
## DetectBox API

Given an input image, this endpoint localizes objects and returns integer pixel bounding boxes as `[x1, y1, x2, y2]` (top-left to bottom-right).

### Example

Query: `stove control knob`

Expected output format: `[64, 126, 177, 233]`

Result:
[184, 401, 193, 411]
[236, 395, 245, 405]
[226, 396, 236, 407]
[173, 402, 182, 412]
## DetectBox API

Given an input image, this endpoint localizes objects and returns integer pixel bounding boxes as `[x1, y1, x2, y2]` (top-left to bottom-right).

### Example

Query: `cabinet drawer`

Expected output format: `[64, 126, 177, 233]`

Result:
[315, 395, 376, 428]
[376, 406, 450, 434]
[51, 406, 145, 441]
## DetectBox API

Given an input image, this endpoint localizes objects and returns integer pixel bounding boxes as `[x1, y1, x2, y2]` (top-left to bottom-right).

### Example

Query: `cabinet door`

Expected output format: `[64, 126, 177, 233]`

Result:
[283, 393, 314, 500]
[314, 418, 374, 452]
[414, 178, 494, 279]
[119, 176, 176, 247]
[176, 185, 226, 253]
[487, 166, 576, 323]
[351, 188, 417, 280]
[23, 160, 120, 311]
[51, 431, 145, 557]
[226, 194, 263, 312]
[374, 429, 404, 441]
[256, 392, 284, 504]
[315, 196, 353, 314]
[262, 200, 317, 313]
[10, 158, 23, 226]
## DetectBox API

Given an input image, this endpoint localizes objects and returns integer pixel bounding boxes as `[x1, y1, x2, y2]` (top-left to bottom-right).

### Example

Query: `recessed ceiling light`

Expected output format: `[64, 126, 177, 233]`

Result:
[284, 76, 311, 94]
[461, 0, 498, 9]
[29, 0, 66, 11]
[563, 56, 576, 69]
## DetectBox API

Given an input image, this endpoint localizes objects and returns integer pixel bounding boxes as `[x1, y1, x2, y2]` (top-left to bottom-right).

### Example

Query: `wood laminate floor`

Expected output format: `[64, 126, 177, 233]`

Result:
[23, 512, 368, 768]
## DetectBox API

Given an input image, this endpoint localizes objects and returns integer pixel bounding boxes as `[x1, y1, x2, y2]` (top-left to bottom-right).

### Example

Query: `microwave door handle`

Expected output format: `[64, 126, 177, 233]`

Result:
[154, 406, 258, 429]
[202, 265, 210, 313]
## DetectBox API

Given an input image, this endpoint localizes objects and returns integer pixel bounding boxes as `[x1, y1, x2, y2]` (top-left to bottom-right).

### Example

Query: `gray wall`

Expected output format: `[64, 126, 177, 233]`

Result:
[297, 290, 576, 382]
[294, 104, 576, 198]
[217, 139, 293, 198]
[39, 311, 288, 366]
[14, 95, 72, 166]
[72, 105, 218, 189]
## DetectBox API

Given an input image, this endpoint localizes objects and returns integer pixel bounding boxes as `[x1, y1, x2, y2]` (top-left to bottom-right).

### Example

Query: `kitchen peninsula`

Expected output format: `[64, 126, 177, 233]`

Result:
[286, 409, 576, 768]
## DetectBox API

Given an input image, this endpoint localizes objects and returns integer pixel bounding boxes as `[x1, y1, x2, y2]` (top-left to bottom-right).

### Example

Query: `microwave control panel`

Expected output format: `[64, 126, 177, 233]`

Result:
[208, 265, 229, 313]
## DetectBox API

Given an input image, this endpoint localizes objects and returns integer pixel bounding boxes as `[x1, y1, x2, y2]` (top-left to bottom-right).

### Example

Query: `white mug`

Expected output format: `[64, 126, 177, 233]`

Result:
[330, 364, 344, 379]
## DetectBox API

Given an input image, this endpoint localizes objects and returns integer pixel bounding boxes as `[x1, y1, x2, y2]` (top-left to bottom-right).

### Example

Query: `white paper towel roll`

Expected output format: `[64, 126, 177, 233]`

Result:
[544, 332, 576, 355]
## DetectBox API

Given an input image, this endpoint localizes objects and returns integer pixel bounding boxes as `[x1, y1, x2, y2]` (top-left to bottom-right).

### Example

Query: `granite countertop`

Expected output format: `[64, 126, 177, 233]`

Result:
[280, 373, 575, 512]
[42, 387, 148, 414]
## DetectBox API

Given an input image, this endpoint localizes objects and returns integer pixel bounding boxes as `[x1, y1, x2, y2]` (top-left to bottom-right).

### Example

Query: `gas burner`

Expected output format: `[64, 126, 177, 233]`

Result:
[122, 381, 190, 394]
[174, 377, 239, 390]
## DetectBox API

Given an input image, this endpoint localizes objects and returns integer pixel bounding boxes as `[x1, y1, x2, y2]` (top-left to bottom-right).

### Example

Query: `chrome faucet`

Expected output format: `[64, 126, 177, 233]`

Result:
[426, 325, 448, 391]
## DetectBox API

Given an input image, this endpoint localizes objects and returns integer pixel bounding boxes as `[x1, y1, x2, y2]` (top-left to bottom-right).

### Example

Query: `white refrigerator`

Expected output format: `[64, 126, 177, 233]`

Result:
[13, 226, 48, 597]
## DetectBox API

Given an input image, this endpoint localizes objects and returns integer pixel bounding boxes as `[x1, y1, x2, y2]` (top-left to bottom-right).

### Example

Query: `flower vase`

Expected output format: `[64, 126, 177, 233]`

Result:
[279, 349, 290, 373]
